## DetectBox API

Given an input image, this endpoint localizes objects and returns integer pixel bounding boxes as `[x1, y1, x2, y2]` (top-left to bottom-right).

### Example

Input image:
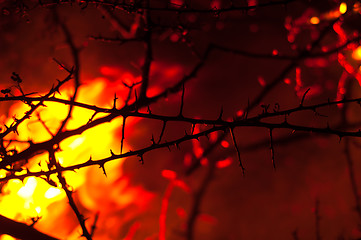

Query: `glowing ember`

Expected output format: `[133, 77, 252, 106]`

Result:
[339, 2, 347, 14]
[310, 16, 320, 25]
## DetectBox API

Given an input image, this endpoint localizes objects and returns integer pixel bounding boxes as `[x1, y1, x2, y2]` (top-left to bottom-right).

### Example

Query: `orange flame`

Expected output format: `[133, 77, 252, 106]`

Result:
[0, 67, 154, 239]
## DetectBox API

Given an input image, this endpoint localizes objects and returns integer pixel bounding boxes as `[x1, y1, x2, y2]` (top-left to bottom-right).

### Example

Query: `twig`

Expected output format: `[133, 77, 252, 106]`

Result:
[0, 215, 59, 240]
[186, 160, 216, 240]
[229, 128, 244, 174]
[120, 116, 126, 154]
[344, 138, 361, 222]
[139, 0, 153, 101]
[53, 10, 81, 136]
[49, 149, 92, 240]
[269, 128, 275, 170]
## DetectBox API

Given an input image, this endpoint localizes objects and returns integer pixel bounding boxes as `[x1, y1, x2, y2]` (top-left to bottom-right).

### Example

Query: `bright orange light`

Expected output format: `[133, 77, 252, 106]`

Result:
[339, 2, 347, 14]
[310, 16, 320, 25]
[352, 46, 361, 60]
[0, 68, 154, 238]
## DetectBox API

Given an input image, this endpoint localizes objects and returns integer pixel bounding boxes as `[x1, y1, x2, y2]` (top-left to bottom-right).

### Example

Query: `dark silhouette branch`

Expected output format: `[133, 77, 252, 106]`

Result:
[0, 215, 59, 240]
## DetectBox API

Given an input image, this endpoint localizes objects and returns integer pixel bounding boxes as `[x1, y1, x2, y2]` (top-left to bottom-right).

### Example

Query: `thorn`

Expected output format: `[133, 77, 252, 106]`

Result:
[121, 117, 126, 154]
[269, 128, 276, 170]
[283, 115, 288, 124]
[217, 106, 223, 121]
[300, 88, 311, 107]
[165, 141, 171, 151]
[245, 98, 250, 119]
[110, 149, 115, 156]
[229, 127, 245, 174]
[158, 121, 167, 144]
[151, 134, 156, 145]
[134, 89, 138, 112]
[139, 154, 144, 164]
[179, 82, 185, 117]
[100, 163, 107, 177]
[205, 133, 209, 140]
[113, 93, 118, 109]
[191, 124, 195, 135]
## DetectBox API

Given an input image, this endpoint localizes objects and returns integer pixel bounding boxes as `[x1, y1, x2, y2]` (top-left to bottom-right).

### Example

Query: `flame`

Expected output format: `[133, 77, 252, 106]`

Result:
[0, 67, 155, 239]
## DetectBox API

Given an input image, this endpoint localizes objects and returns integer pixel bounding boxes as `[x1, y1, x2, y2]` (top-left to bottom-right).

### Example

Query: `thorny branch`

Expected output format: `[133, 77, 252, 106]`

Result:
[1, 0, 361, 239]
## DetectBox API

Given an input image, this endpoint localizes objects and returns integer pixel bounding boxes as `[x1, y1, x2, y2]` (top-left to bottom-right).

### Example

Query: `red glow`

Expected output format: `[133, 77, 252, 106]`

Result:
[221, 140, 229, 148]
[247, 0, 257, 7]
[184, 153, 192, 167]
[336, 71, 348, 107]
[294, 67, 302, 96]
[258, 76, 266, 87]
[200, 158, 209, 166]
[170, 0, 184, 7]
[304, 58, 328, 67]
[161, 170, 177, 180]
[198, 214, 218, 225]
[159, 183, 174, 240]
[216, 158, 232, 168]
[209, 131, 218, 143]
[236, 109, 244, 117]
[337, 53, 361, 85]
[99, 66, 122, 77]
[284, 78, 291, 84]
[176, 207, 187, 218]
[333, 21, 347, 45]
[210, 0, 221, 9]
[174, 180, 191, 193]
[170, 33, 180, 42]
[123, 222, 141, 240]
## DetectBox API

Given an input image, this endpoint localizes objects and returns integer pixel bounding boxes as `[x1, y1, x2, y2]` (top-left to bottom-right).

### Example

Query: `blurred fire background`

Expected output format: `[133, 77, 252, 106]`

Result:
[1, 0, 361, 239]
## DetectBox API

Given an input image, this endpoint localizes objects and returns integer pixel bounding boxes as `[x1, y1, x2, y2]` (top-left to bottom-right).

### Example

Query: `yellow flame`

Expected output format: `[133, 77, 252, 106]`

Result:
[0, 68, 156, 239]
[339, 2, 347, 14]
[44, 187, 62, 199]
[0, 78, 127, 223]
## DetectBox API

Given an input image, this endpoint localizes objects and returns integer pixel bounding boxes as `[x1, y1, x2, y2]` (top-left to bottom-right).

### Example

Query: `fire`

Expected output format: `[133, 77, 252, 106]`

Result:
[0, 67, 154, 239]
